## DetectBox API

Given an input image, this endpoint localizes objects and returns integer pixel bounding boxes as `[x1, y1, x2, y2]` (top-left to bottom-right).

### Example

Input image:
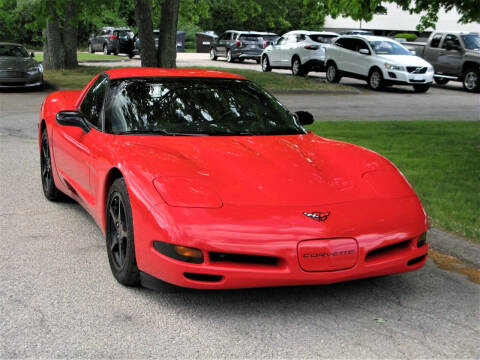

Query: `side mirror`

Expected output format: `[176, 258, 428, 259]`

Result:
[359, 48, 370, 55]
[295, 111, 314, 126]
[30, 52, 35, 58]
[56, 111, 90, 133]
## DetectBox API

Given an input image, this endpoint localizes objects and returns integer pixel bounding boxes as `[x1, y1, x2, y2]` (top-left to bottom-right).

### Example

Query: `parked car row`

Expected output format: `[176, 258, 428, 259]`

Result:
[210, 29, 479, 93]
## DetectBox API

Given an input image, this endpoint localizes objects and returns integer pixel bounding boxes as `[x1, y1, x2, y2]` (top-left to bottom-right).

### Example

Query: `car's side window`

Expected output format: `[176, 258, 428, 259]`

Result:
[287, 35, 297, 43]
[343, 38, 357, 51]
[80, 74, 109, 130]
[356, 39, 370, 53]
[335, 38, 346, 48]
[296, 35, 306, 42]
[430, 34, 443, 48]
[277, 37, 287, 45]
[442, 34, 461, 49]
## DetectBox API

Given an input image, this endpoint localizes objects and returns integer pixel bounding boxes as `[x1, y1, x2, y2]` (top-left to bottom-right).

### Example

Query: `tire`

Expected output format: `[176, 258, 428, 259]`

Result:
[413, 84, 431, 93]
[261, 55, 272, 72]
[88, 43, 94, 53]
[434, 78, 449, 85]
[103, 44, 109, 55]
[40, 129, 62, 201]
[291, 57, 305, 76]
[326, 62, 341, 83]
[128, 52, 134, 59]
[256, 58, 261, 64]
[210, 47, 217, 61]
[106, 178, 140, 286]
[226, 49, 233, 63]
[368, 68, 384, 90]
[462, 67, 479, 92]
[113, 50, 119, 56]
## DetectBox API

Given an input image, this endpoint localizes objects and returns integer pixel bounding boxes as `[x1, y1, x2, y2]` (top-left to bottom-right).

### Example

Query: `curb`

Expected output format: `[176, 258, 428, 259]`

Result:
[428, 227, 480, 268]
[271, 88, 360, 95]
[79, 59, 132, 63]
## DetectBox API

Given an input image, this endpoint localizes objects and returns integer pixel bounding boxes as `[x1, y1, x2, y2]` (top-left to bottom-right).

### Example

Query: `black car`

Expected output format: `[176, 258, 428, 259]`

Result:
[210, 30, 278, 63]
[88, 27, 135, 57]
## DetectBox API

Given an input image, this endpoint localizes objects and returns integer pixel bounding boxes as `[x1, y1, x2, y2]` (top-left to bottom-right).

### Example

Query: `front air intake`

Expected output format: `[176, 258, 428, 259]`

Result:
[366, 240, 411, 261]
[209, 252, 278, 266]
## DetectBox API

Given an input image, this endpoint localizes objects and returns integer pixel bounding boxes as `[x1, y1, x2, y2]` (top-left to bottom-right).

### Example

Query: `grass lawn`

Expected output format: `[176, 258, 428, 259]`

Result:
[44, 65, 351, 92]
[36, 52, 118, 63]
[307, 121, 480, 243]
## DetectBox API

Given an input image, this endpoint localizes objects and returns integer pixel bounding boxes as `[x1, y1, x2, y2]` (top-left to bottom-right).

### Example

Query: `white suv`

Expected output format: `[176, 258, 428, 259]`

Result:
[261, 31, 339, 76]
[325, 35, 434, 92]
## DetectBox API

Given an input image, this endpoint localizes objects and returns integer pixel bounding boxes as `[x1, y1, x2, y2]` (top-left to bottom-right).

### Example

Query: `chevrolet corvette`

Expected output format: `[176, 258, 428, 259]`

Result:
[39, 68, 428, 289]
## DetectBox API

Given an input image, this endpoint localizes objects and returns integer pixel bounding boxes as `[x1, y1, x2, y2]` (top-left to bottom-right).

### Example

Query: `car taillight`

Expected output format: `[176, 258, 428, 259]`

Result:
[236, 40, 242, 48]
[304, 44, 320, 50]
[109, 35, 118, 40]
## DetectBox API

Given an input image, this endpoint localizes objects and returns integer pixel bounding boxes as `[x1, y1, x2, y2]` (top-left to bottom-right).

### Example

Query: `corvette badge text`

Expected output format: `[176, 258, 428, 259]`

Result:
[303, 211, 330, 222]
[303, 250, 355, 258]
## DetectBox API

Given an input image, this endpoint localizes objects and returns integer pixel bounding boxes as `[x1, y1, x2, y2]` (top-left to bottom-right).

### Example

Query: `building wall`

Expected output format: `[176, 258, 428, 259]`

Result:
[323, 4, 480, 33]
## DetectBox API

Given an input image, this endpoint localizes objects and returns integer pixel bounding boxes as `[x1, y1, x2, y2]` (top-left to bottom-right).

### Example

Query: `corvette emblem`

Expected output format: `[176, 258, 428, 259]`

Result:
[303, 211, 330, 222]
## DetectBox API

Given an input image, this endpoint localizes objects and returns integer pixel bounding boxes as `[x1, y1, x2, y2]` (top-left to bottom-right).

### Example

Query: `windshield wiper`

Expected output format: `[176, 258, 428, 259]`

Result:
[114, 130, 210, 136]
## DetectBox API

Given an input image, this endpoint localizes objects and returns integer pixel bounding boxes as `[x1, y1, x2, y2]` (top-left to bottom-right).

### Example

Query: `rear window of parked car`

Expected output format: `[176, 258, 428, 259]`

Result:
[239, 34, 263, 41]
[309, 35, 337, 44]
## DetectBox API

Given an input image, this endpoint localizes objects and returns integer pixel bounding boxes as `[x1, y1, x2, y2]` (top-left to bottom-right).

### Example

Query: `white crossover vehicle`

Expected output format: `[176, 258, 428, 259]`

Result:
[325, 35, 434, 92]
[261, 30, 339, 76]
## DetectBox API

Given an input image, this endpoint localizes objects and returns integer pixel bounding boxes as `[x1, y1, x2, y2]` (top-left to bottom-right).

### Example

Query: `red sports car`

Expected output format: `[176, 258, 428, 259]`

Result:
[39, 68, 428, 289]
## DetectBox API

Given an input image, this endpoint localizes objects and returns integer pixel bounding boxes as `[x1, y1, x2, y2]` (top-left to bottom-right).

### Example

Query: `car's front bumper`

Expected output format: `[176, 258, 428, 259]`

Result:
[383, 69, 434, 85]
[134, 196, 428, 289]
[0, 72, 43, 88]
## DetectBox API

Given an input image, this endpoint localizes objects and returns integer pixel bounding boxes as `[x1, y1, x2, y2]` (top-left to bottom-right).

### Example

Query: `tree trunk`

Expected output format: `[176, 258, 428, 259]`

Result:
[63, 0, 78, 69]
[43, 0, 65, 70]
[157, 0, 179, 68]
[134, 0, 157, 67]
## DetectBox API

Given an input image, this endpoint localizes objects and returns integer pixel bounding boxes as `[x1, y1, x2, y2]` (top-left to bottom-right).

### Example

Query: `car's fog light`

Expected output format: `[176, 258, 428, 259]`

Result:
[153, 241, 204, 263]
[417, 232, 427, 248]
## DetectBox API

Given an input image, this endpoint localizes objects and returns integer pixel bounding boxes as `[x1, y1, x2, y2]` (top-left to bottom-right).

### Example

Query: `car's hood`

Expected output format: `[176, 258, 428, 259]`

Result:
[377, 54, 430, 67]
[120, 133, 413, 207]
[0, 56, 37, 71]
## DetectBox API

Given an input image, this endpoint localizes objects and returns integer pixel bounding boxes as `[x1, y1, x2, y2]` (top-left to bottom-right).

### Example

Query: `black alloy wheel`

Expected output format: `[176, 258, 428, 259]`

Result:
[40, 129, 61, 201]
[106, 178, 139, 286]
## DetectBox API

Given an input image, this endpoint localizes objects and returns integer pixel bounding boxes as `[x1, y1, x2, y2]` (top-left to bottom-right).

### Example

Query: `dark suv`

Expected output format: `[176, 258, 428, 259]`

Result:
[210, 30, 278, 63]
[88, 27, 135, 57]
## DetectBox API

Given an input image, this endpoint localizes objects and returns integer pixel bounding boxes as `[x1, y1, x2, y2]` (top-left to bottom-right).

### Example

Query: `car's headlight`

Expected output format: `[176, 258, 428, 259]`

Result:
[26, 64, 43, 74]
[384, 63, 404, 71]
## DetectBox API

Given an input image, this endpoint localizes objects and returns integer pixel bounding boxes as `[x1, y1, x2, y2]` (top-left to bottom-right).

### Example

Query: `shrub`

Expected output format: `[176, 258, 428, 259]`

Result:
[395, 33, 418, 41]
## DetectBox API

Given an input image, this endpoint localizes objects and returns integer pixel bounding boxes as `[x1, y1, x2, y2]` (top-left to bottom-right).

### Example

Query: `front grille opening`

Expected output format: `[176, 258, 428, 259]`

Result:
[209, 252, 278, 266]
[408, 255, 426, 266]
[366, 240, 411, 261]
[184, 273, 222, 282]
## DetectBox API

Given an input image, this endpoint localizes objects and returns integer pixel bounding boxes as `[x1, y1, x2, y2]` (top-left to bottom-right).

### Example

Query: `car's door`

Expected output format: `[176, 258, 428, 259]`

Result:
[438, 34, 464, 75]
[217, 32, 231, 56]
[334, 37, 356, 72]
[424, 33, 444, 71]
[52, 74, 109, 207]
[351, 39, 372, 76]
[269, 36, 289, 66]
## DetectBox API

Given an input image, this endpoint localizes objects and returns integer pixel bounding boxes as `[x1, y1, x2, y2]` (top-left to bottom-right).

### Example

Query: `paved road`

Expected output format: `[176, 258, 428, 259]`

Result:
[0, 90, 479, 358]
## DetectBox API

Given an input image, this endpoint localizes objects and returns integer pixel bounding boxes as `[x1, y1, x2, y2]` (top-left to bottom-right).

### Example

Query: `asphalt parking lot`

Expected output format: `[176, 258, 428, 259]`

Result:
[82, 52, 480, 121]
[0, 90, 479, 358]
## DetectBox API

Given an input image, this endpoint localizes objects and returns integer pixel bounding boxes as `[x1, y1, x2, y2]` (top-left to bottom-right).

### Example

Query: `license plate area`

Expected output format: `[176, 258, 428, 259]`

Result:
[298, 238, 358, 272]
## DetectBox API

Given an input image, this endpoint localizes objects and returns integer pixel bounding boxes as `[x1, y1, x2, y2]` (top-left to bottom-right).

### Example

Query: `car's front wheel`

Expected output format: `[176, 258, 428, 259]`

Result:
[210, 48, 217, 61]
[261, 55, 272, 72]
[463, 67, 479, 92]
[40, 129, 62, 201]
[106, 178, 139, 286]
[413, 84, 431, 93]
[326, 63, 341, 83]
[368, 68, 384, 90]
[226, 49, 233, 63]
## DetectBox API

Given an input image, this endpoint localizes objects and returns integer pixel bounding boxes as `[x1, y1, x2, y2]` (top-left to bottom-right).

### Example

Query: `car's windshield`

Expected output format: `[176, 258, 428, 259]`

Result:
[309, 35, 337, 44]
[104, 78, 306, 136]
[0, 44, 29, 57]
[369, 40, 411, 55]
[461, 34, 480, 50]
